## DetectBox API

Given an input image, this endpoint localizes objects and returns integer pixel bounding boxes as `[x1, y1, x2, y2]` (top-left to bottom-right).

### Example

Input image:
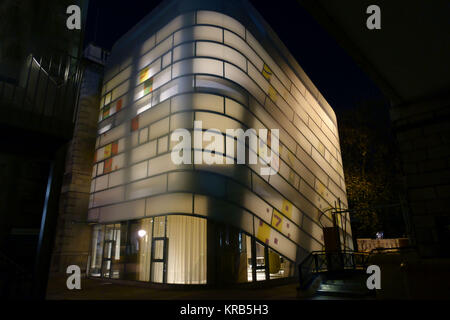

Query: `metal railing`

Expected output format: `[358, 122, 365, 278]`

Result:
[298, 246, 416, 290]
[0, 53, 83, 126]
[298, 250, 371, 289]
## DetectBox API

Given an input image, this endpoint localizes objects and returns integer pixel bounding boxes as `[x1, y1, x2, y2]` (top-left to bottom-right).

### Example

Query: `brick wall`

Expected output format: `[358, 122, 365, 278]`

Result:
[49, 59, 104, 274]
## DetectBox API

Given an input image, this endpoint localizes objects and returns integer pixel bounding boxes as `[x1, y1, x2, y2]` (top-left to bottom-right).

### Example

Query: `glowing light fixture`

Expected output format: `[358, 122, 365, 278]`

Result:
[138, 229, 147, 238]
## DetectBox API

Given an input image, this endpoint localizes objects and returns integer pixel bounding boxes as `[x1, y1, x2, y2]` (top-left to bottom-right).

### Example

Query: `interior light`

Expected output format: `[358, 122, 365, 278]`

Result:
[138, 229, 147, 238]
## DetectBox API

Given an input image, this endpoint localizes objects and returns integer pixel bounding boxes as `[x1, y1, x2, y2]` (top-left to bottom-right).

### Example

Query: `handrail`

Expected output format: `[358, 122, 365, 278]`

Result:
[0, 53, 82, 125]
[297, 250, 370, 289]
[298, 246, 416, 290]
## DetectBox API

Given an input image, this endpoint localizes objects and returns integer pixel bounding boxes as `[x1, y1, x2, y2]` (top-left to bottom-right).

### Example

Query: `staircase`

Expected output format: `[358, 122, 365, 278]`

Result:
[297, 250, 376, 299]
[315, 271, 375, 299]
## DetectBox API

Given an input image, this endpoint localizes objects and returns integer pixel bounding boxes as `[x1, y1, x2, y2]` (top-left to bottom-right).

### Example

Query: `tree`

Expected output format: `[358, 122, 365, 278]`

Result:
[338, 99, 405, 240]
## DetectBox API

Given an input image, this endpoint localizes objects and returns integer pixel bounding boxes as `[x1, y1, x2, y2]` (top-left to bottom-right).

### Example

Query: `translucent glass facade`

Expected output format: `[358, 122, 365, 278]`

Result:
[87, 5, 352, 285]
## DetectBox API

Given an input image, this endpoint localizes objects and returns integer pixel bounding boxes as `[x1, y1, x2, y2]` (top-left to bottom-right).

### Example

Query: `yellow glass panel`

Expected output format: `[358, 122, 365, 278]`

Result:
[271, 210, 284, 232]
[256, 220, 272, 244]
[262, 63, 272, 81]
[139, 67, 150, 83]
[318, 142, 326, 157]
[281, 199, 293, 219]
[104, 143, 112, 158]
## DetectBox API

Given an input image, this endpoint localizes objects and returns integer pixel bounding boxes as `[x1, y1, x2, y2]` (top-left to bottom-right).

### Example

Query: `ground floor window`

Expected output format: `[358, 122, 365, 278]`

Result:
[88, 215, 207, 284]
[269, 248, 294, 279]
[89, 216, 293, 285]
[255, 241, 267, 281]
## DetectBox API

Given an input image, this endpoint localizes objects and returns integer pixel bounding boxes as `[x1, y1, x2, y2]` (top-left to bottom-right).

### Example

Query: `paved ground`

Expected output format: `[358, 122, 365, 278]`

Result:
[47, 277, 306, 300]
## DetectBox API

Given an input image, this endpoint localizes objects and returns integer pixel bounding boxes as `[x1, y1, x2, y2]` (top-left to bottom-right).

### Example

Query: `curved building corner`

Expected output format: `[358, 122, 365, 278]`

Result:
[86, 0, 352, 286]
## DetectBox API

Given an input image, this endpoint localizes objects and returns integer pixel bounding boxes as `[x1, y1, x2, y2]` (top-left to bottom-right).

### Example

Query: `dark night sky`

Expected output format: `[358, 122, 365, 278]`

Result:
[83, 0, 386, 113]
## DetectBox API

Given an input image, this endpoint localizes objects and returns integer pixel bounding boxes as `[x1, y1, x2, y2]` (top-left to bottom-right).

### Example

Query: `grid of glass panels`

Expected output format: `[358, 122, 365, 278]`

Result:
[89, 214, 207, 284]
[88, 10, 353, 281]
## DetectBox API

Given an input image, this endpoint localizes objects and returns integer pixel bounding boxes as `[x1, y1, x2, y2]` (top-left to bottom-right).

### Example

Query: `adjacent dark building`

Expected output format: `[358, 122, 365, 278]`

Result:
[0, 0, 88, 298]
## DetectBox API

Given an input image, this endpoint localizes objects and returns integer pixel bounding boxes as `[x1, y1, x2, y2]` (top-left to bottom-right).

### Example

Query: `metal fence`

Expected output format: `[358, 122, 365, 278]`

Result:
[0, 53, 82, 125]
[298, 250, 371, 289]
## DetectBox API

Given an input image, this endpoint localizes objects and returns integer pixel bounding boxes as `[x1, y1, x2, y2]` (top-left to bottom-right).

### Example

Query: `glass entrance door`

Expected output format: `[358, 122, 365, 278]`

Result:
[101, 224, 120, 278]
[151, 237, 168, 283]
[101, 239, 114, 278]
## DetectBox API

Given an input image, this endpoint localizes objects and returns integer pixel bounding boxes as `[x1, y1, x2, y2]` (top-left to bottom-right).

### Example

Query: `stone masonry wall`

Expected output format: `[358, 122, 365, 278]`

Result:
[49, 60, 104, 274]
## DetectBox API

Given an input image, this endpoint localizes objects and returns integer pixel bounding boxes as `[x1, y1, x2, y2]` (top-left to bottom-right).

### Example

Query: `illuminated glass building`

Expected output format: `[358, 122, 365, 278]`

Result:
[87, 0, 352, 285]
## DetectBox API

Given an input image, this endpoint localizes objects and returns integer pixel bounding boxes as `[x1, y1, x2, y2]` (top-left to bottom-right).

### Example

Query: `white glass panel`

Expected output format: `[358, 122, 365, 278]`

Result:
[173, 25, 222, 45]
[139, 98, 170, 128]
[248, 63, 269, 93]
[158, 80, 179, 102]
[111, 80, 130, 101]
[109, 169, 125, 187]
[224, 30, 263, 71]
[131, 131, 139, 147]
[194, 195, 253, 235]
[156, 15, 185, 43]
[302, 215, 324, 245]
[195, 111, 242, 132]
[139, 128, 149, 144]
[295, 145, 328, 185]
[145, 193, 193, 216]
[195, 75, 247, 106]
[197, 11, 245, 38]
[147, 153, 186, 176]
[94, 174, 108, 192]
[173, 58, 222, 78]
[129, 140, 157, 164]
[126, 174, 167, 200]
[225, 63, 265, 105]
[152, 66, 171, 91]
[98, 199, 146, 223]
[129, 161, 148, 181]
[92, 186, 125, 207]
[147, 117, 169, 140]
[139, 36, 172, 70]
[173, 43, 195, 62]
[140, 35, 156, 55]
[194, 58, 223, 76]
[92, 164, 97, 178]
[171, 93, 224, 113]
[311, 148, 340, 186]
[196, 42, 246, 71]
[158, 135, 168, 154]
[105, 66, 132, 93]
[99, 123, 126, 147]
[104, 92, 112, 105]
[162, 51, 172, 69]
[227, 181, 272, 224]
[170, 111, 194, 130]
[172, 59, 192, 79]
[96, 161, 104, 175]
[246, 31, 291, 90]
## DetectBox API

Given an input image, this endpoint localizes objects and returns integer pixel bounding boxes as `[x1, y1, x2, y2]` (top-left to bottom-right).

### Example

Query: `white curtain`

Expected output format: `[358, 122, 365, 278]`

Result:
[138, 218, 152, 281]
[166, 215, 207, 284]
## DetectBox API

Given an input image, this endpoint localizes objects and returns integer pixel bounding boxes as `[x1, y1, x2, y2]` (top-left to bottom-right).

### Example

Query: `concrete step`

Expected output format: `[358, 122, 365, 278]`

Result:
[317, 282, 375, 298]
